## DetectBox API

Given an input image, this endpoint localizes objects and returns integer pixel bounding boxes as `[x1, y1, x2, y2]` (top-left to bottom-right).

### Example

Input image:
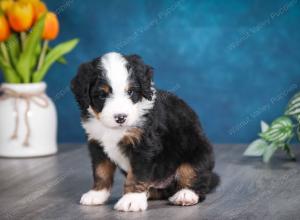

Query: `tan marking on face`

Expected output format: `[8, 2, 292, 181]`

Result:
[176, 163, 197, 188]
[93, 160, 116, 190]
[100, 84, 110, 93]
[91, 107, 100, 120]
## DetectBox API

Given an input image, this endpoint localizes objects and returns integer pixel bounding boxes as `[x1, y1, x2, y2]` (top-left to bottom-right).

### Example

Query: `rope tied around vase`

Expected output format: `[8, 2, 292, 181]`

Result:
[0, 87, 49, 146]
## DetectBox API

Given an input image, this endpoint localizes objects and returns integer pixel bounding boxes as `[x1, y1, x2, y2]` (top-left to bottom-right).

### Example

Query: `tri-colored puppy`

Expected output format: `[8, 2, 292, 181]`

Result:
[71, 52, 219, 212]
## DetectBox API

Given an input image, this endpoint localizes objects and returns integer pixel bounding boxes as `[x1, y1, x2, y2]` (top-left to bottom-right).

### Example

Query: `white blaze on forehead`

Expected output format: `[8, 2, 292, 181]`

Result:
[101, 52, 129, 95]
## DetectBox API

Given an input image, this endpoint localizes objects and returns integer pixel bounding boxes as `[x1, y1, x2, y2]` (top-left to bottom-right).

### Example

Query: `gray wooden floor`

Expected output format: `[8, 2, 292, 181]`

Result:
[0, 144, 299, 220]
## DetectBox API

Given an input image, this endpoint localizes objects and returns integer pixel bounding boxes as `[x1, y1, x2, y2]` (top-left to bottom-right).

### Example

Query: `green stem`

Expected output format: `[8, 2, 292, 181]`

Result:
[0, 42, 21, 83]
[284, 144, 296, 161]
[20, 32, 27, 51]
[37, 40, 49, 71]
[0, 42, 11, 65]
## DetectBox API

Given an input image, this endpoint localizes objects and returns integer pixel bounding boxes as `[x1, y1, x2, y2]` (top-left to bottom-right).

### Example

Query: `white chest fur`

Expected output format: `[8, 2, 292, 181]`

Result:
[82, 118, 130, 172]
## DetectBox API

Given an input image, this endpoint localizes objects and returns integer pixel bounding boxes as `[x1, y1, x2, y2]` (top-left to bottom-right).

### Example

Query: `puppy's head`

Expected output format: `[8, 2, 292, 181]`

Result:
[71, 52, 155, 128]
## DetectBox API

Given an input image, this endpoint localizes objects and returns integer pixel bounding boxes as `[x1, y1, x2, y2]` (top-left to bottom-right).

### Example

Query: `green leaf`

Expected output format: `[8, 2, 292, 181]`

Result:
[5, 34, 21, 69]
[296, 114, 300, 123]
[260, 121, 269, 132]
[56, 56, 67, 64]
[284, 144, 296, 161]
[0, 58, 21, 83]
[32, 39, 79, 82]
[297, 126, 300, 142]
[0, 41, 21, 83]
[272, 116, 293, 127]
[263, 143, 278, 163]
[244, 139, 268, 156]
[285, 92, 300, 118]
[16, 15, 45, 83]
[30, 41, 41, 70]
[47, 47, 67, 64]
[259, 116, 293, 143]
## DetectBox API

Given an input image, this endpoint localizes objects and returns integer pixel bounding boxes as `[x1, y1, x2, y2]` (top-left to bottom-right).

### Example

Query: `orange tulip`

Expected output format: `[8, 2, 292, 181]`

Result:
[32, 1, 47, 22]
[18, 0, 48, 22]
[0, 0, 14, 13]
[7, 2, 34, 32]
[42, 12, 59, 40]
[0, 14, 11, 41]
[18, 0, 41, 4]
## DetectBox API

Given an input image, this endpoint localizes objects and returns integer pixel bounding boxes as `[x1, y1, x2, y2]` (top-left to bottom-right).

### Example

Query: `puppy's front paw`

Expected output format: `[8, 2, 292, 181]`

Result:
[114, 192, 148, 212]
[169, 189, 199, 206]
[80, 189, 110, 205]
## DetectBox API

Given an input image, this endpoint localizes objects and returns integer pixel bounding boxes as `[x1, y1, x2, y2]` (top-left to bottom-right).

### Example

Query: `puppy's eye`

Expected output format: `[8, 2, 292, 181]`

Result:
[127, 89, 134, 96]
[98, 90, 108, 99]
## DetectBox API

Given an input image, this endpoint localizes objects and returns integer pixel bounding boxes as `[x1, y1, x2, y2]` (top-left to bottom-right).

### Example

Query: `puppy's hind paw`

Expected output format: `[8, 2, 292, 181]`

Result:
[80, 189, 110, 206]
[169, 189, 199, 206]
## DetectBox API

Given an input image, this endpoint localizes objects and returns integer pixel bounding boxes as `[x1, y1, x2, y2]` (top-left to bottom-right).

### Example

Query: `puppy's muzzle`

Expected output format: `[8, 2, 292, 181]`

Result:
[114, 114, 127, 124]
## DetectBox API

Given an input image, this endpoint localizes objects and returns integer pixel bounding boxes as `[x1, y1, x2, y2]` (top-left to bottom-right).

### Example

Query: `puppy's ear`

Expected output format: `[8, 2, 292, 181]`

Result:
[126, 54, 154, 101]
[141, 64, 154, 100]
[71, 62, 96, 111]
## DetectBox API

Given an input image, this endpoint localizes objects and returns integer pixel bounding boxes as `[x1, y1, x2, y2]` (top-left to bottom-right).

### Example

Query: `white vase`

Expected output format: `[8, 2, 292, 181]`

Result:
[0, 82, 58, 157]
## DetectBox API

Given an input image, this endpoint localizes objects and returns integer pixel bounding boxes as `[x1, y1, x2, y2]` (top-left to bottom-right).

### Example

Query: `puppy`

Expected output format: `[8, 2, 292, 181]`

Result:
[71, 52, 219, 212]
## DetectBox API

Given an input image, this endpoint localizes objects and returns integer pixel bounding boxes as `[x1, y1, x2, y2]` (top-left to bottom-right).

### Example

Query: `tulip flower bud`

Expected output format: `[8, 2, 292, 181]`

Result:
[7, 2, 34, 32]
[42, 12, 59, 40]
[0, 0, 14, 14]
[0, 14, 11, 41]
[18, 0, 41, 3]
[32, 1, 47, 22]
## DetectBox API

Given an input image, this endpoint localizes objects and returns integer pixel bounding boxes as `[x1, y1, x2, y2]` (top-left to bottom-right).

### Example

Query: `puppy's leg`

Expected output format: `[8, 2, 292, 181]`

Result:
[114, 169, 150, 212]
[148, 180, 177, 200]
[80, 140, 116, 206]
[169, 163, 201, 206]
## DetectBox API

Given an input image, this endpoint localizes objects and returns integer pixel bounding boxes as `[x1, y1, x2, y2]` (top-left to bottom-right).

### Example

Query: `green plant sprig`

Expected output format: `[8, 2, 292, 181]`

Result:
[244, 91, 300, 163]
[0, 15, 79, 84]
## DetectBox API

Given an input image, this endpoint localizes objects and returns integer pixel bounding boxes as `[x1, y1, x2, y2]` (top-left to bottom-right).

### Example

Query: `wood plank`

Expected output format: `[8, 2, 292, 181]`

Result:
[0, 144, 299, 220]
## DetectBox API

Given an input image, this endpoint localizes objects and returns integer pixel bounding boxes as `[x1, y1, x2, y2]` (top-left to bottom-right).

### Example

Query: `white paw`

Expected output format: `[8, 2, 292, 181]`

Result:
[114, 192, 148, 212]
[169, 189, 199, 206]
[80, 189, 110, 205]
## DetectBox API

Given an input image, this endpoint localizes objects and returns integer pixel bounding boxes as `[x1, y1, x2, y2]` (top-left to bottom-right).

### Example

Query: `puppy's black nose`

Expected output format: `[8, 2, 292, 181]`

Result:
[114, 114, 127, 124]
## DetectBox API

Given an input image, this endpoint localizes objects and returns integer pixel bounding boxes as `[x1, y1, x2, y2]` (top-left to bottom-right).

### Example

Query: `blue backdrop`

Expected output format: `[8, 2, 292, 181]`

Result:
[1, 0, 300, 143]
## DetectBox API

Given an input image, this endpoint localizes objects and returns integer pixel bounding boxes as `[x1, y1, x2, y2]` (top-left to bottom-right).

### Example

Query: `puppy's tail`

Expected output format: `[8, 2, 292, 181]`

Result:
[209, 172, 220, 192]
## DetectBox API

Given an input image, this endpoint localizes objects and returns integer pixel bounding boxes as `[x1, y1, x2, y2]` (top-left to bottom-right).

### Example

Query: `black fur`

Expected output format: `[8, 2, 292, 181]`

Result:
[123, 90, 219, 197]
[71, 59, 101, 117]
[125, 54, 154, 101]
[71, 53, 219, 204]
